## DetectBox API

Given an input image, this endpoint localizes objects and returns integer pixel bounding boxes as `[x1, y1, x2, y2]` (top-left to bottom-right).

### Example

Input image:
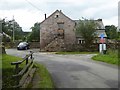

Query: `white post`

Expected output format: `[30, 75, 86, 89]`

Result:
[102, 43, 103, 54]
[99, 43, 106, 54]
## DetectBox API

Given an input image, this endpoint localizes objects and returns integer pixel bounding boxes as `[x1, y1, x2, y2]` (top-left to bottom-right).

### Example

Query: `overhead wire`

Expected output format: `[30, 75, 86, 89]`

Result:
[25, 0, 45, 14]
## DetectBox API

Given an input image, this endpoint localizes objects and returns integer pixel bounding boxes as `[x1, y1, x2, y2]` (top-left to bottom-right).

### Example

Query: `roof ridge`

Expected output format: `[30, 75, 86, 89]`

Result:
[40, 10, 75, 24]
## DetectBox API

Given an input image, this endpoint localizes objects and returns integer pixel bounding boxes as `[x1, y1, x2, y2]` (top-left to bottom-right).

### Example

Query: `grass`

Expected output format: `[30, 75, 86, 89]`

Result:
[2, 54, 54, 88]
[55, 51, 98, 55]
[0, 54, 2, 69]
[33, 63, 55, 88]
[2, 54, 23, 88]
[92, 49, 118, 65]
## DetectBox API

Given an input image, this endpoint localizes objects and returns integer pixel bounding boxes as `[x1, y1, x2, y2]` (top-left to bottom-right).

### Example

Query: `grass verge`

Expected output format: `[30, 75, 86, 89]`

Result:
[2, 54, 54, 88]
[0, 54, 2, 69]
[92, 49, 118, 65]
[55, 51, 98, 55]
[28, 62, 55, 89]
[2, 54, 23, 88]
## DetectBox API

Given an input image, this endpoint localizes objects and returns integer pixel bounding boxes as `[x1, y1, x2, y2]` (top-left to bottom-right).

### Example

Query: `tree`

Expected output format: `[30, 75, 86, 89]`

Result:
[75, 18, 98, 48]
[1, 19, 12, 42]
[1, 19, 24, 41]
[27, 22, 40, 42]
[105, 25, 117, 39]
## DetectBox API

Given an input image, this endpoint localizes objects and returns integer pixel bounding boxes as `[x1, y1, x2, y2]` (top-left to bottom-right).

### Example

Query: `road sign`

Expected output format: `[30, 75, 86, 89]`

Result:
[100, 33, 104, 39]
[100, 38, 105, 43]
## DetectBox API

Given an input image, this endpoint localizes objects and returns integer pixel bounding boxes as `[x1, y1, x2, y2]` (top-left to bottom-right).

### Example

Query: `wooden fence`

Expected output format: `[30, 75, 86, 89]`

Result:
[11, 51, 36, 88]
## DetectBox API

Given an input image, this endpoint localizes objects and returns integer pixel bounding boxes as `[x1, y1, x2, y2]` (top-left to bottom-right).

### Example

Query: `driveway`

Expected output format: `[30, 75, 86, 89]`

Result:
[6, 49, 118, 88]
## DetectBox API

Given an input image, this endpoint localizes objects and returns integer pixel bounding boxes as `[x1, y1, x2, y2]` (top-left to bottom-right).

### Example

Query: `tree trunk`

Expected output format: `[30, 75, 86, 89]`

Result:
[2, 46, 6, 54]
[1, 43, 6, 54]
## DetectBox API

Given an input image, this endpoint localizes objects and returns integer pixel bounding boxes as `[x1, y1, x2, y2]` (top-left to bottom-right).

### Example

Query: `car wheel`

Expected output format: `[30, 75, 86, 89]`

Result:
[17, 47, 19, 50]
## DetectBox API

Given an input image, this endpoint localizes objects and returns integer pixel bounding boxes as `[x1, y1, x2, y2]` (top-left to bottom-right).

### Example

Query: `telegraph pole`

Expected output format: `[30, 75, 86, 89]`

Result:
[13, 16, 15, 42]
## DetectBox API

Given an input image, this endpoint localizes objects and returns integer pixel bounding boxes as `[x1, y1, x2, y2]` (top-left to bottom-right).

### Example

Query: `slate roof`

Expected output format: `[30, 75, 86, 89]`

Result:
[74, 19, 105, 30]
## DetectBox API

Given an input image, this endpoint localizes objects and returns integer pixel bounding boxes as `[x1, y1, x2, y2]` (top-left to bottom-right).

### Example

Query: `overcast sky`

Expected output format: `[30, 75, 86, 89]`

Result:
[0, 0, 119, 31]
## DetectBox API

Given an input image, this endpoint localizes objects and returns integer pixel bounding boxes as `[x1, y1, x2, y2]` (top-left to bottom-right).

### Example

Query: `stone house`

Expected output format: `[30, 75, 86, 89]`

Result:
[40, 10, 107, 51]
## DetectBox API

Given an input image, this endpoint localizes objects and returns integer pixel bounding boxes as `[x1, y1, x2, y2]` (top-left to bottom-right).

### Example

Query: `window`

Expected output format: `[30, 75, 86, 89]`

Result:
[56, 15, 59, 18]
[78, 40, 85, 44]
[55, 13, 59, 18]
[57, 22, 64, 30]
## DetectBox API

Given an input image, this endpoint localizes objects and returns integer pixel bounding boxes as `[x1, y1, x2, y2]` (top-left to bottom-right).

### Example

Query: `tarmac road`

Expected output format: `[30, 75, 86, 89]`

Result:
[6, 49, 118, 88]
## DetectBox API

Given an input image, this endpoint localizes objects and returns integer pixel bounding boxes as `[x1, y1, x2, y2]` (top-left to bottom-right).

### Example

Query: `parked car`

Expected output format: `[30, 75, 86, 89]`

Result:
[17, 42, 30, 50]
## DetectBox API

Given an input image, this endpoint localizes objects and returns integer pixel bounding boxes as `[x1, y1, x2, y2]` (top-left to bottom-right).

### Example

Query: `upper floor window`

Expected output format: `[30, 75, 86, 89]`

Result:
[57, 22, 64, 30]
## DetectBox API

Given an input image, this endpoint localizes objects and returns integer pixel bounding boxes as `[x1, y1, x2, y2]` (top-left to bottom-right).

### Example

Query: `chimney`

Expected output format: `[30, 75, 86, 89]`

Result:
[45, 14, 46, 19]
[98, 19, 102, 21]
[60, 10, 62, 12]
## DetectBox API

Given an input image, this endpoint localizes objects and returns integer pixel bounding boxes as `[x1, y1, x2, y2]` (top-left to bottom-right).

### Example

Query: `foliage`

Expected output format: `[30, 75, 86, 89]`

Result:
[117, 32, 120, 40]
[2, 34, 11, 42]
[92, 49, 118, 65]
[75, 18, 98, 48]
[27, 22, 40, 42]
[1, 19, 24, 42]
[105, 25, 117, 39]
[0, 54, 2, 68]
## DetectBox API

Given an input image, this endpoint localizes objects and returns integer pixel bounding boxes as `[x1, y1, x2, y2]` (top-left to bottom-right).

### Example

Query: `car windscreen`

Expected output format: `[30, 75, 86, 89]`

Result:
[19, 42, 26, 46]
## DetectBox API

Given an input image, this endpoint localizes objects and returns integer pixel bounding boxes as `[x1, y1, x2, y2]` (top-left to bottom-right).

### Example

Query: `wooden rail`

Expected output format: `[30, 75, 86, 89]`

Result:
[11, 51, 36, 88]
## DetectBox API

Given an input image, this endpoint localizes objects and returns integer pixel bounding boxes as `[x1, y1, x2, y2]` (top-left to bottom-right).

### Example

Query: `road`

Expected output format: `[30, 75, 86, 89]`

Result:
[6, 49, 118, 88]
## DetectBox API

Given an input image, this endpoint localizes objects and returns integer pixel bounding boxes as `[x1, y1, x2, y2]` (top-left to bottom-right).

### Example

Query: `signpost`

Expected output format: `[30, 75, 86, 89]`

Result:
[100, 33, 104, 38]
[99, 33, 106, 54]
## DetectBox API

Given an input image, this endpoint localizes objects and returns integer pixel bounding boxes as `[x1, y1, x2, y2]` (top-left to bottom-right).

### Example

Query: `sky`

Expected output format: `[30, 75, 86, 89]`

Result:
[0, 0, 119, 32]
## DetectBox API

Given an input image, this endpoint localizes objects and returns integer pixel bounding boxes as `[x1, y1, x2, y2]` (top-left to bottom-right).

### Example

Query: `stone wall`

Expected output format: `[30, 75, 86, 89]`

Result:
[43, 37, 65, 51]
[29, 42, 40, 48]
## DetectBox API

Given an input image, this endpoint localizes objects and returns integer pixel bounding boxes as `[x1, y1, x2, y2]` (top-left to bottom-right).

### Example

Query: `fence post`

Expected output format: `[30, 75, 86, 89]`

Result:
[15, 64, 19, 85]
[15, 64, 19, 74]
[30, 51, 33, 59]
[26, 56, 28, 65]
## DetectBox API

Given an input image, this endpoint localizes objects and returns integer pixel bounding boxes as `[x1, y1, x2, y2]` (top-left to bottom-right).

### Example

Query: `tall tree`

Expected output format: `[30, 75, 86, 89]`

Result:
[27, 22, 40, 42]
[105, 25, 117, 39]
[75, 19, 98, 48]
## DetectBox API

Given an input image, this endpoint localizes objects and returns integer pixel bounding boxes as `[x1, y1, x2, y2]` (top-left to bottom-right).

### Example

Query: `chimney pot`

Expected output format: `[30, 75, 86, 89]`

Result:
[98, 19, 102, 21]
[45, 14, 46, 19]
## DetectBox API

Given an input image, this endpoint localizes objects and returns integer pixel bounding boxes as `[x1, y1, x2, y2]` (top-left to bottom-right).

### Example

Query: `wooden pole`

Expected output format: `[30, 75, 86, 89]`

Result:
[26, 56, 28, 65]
